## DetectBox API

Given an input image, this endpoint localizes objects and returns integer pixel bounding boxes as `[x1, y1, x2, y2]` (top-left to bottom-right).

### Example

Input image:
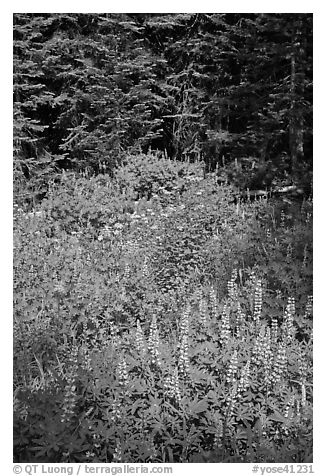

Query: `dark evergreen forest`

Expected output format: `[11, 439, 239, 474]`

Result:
[14, 13, 312, 205]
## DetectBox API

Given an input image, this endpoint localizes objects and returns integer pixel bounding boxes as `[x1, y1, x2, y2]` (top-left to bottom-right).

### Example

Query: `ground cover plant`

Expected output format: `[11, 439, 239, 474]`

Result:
[13, 154, 312, 463]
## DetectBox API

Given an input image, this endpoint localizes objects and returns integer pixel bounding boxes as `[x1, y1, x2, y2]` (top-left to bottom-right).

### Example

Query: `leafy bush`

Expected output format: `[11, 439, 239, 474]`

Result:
[39, 172, 136, 234]
[114, 153, 204, 201]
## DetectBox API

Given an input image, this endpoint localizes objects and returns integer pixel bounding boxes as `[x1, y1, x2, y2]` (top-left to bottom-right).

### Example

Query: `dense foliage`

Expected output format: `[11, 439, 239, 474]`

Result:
[14, 13, 312, 208]
[13, 156, 312, 463]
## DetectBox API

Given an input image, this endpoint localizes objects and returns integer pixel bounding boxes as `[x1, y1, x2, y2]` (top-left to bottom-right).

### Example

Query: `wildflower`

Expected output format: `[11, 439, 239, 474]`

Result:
[227, 269, 238, 299]
[235, 302, 245, 337]
[85, 451, 95, 459]
[142, 256, 150, 279]
[253, 280, 262, 322]
[272, 340, 287, 385]
[194, 286, 202, 304]
[301, 383, 306, 407]
[80, 345, 92, 372]
[306, 212, 312, 224]
[220, 305, 231, 346]
[284, 396, 295, 419]
[124, 239, 139, 255]
[148, 315, 161, 366]
[237, 360, 251, 395]
[199, 297, 209, 326]
[286, 243, 293, 260]
[302, 244, 309, 269]
[117, 357, 129, 387]
[178, 334, 190, 377]
[283, 297, 295, 343]
[281, 397, 294, 436]
[226, 350, 238, 384]
[271, 317, 279, 344]
[164, 368, 181, 402]
[252, 325, 272, 386]
[135, 320, 146, 356]
[288, 296, 295, 314]
[180, 304, 191, 337]
[124, 262, 131, 279]
[249, 269, 256, 285]
[109, 321, 121, 347]
[296, 398, 301, 418]
[226, 382, 238, 415]
[61, 344, 79, 423]
[227, 279, 234, 298]
[209, 287, 218, 321]
[252, 325, 266, 366]
[54, 282, 66, 295]
[111, 398, 122, 423]
[299, 354, 308, 385]
[112, 438, 122, 462]
[304, 295, 313, 318]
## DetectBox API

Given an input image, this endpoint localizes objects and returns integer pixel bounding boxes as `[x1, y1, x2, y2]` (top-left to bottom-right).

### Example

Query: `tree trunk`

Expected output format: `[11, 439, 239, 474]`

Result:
[289, 27, 304, 175]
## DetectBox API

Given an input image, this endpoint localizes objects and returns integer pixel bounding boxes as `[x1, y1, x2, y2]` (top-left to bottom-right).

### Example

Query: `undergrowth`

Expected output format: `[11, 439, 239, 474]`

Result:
[13, 154, 313, 463]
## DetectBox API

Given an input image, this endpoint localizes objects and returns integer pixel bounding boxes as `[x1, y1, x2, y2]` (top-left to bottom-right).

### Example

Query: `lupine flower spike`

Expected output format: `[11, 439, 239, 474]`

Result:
[226, 350, 238, 384]
[272, 341, 287, 385]
[148, 315, 161, 367]
[199, 297, 209, 326]
[253, 280, 262, 322]
[283, 297, 295, 343]
[220, 305, 231, 346]
[178, 334, 190, 377]
[135, 319, 146, 357]
[112, 438, 122, 462]
[61, 344, 79, 423]
[164, 367, 181, 402]
[209, 287, 218, 321]
[117, 357, 129, 387]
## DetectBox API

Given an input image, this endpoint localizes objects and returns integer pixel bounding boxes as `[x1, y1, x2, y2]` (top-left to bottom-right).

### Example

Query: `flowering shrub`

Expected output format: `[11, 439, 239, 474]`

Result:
[13, 155, 312, 463]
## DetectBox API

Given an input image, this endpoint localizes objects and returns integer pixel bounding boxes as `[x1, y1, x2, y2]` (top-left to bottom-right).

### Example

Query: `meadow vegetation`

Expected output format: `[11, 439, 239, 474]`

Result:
[13, 154, 313, 463]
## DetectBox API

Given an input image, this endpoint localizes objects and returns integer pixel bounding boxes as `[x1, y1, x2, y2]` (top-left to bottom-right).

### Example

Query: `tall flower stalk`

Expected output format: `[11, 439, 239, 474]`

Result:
[253, 280, 262, 322]
[272, 340, 287, 385]
[61, 344, 79, 424]
[148, 315, 161, 367]
[135, 319, 146, 357]
[220, 305, 231, 346]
